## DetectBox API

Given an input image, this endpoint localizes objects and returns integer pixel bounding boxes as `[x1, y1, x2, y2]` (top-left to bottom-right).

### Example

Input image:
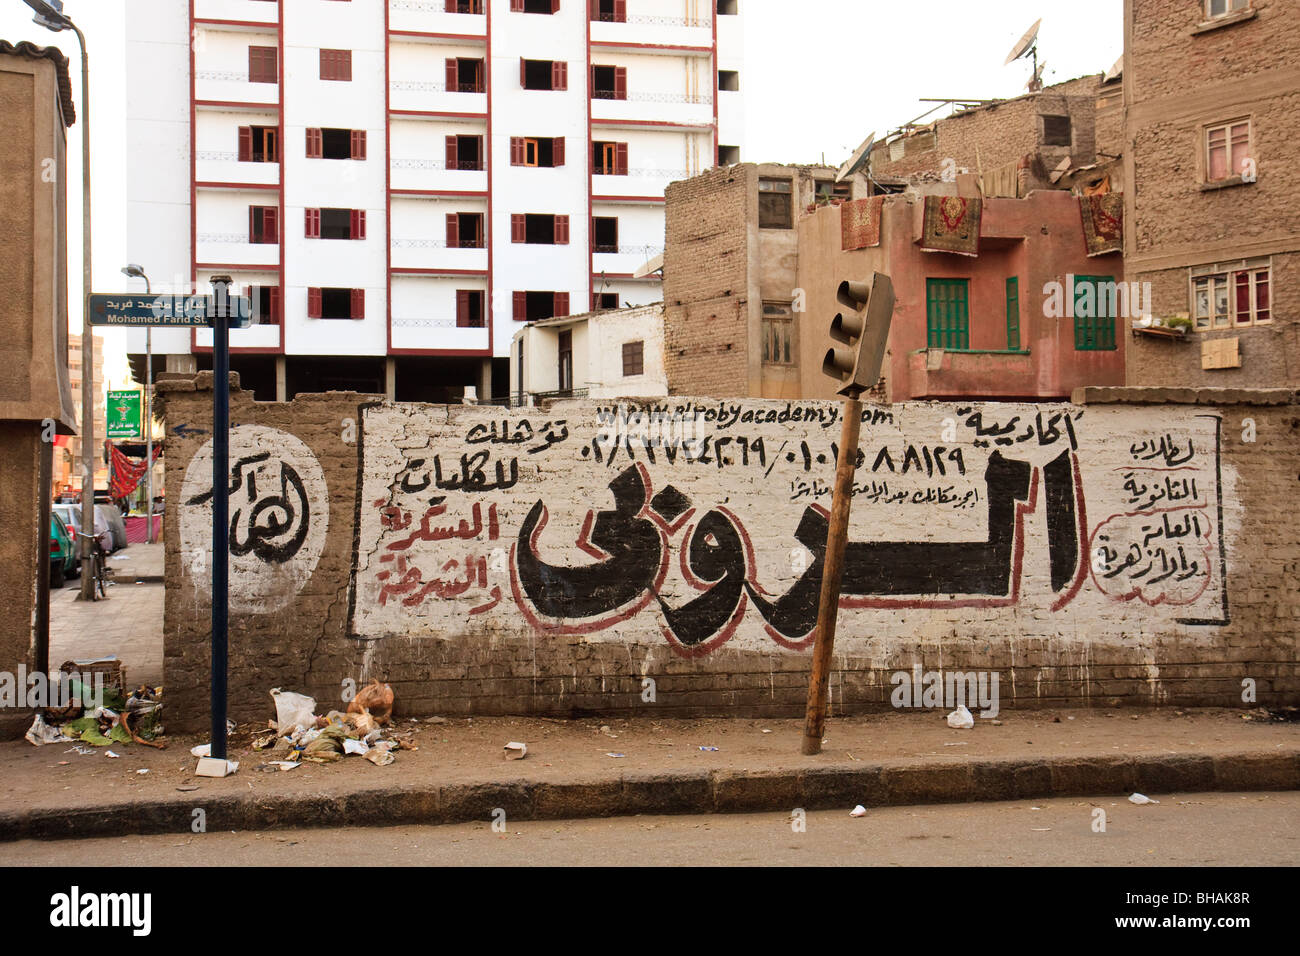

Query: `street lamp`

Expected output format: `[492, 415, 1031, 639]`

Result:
[26, 0, 97, 600]
[122, 264, 155, 544]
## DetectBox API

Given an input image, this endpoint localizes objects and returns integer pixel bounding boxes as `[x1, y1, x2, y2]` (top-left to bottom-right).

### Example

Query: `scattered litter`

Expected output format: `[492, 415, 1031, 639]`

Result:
[64, 745, 94, 756]
[1031, 827, 1052, 832]
[989, 719, 1004, 726]
[195, 757, 239, 777]
[504, 741, 527, 760]
[136, 768, 150, 775]
[943, 742, 968, 747]
[365, 749, 395, 766]
[605, 752, 625, 758]
[176, 785, 199, 792]
[1129, 793, 1160, 805]
[105, 750, 120, 759]
[226, 719, 236, 735]
[946, 705, 975, 730]
[600, 725, 618, 738]
[270, 688, 317, 736]
[348, 678, 394, 725]
[266, 761, 301, 771]
[850, 805, 867, 817]
[426, 716, 448, 724]
[761, 729, 772, 734]
[699, 746, 719, 752]
[25, 714, 73, 746]
[343, 738, 369, 756]
[56, 761, 69, 766]
[190, 744, 211, 758]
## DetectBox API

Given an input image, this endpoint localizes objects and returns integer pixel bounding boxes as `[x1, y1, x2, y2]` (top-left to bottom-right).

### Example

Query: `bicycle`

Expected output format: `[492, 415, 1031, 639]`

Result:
[75, 532, 109, 599]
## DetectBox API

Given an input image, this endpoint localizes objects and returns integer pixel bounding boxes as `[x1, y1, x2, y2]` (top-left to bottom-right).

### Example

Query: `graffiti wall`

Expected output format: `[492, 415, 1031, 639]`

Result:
[350, 400, 1233, 653]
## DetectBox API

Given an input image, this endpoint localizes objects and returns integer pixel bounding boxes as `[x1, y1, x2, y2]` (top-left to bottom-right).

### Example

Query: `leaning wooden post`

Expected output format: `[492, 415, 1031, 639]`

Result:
[801, 273, 894, 756]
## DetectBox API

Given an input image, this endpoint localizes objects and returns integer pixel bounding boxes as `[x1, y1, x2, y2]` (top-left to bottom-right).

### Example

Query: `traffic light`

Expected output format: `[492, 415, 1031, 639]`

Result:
[822, 272, 895, 398]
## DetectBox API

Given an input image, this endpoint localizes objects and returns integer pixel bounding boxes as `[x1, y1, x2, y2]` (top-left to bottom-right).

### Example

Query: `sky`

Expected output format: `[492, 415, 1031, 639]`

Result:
[0, 0, 1123, 386]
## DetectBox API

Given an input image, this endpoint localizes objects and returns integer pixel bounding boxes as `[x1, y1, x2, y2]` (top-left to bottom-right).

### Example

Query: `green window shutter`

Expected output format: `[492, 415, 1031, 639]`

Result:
[926, 278, 969, 350]
[1074, 275, 1117, 351]
[1005, 277, 1020, 351]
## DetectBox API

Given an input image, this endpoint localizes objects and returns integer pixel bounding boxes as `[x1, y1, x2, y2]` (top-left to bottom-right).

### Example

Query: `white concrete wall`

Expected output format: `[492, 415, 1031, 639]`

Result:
[587, 303, 667, 397]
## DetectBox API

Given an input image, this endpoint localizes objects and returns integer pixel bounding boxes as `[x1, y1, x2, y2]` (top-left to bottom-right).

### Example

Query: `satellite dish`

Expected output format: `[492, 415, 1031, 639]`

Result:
[1004, 18, 1042, 65]
[835, 133, 876, 183]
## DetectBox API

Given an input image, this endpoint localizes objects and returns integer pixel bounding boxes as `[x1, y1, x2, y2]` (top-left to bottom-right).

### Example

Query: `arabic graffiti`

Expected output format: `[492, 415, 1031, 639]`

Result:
[351, 402, 1230, 652]
[179, 425, 329, 614]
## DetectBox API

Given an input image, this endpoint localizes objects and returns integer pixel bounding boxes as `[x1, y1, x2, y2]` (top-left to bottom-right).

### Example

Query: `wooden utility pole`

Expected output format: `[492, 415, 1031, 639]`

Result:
[801, 398, 862, 755]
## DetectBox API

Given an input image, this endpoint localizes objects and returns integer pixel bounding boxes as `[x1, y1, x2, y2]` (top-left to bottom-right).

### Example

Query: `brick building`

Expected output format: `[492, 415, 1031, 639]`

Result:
[1123, 0, 1299, 386]
[869, 75, 1123, 198]
[661, 162, 868, 399]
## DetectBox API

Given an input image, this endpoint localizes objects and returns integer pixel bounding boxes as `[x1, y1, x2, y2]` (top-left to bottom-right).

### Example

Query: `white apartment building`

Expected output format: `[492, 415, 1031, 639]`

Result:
[122, 0, 745, 401]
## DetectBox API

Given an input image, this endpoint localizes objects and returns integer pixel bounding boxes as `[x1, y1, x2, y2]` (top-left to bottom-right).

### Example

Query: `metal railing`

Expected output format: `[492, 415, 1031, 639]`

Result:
[195, 69, 250, 83]
[393, 237, 486, 249]
[593, 243, 664, 257]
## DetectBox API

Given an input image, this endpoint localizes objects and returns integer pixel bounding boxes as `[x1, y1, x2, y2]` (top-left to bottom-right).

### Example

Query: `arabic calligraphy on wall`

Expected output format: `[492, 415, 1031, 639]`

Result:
[179, 425, 329, 614]
[349, 402, 1231, 653]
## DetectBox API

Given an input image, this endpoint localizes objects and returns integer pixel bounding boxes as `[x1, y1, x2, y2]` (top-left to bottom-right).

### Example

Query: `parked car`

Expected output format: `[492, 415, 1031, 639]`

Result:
[48, 512, 77, 587]
[52, 503, 113, 554]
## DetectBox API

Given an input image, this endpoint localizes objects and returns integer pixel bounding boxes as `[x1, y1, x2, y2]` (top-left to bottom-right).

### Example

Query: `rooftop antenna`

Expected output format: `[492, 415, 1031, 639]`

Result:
[835, 132, 875, 183]
[1004, 17, 1043, 92]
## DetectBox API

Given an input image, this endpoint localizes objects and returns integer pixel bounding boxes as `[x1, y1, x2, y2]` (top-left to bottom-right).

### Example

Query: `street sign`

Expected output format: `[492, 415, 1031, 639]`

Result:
[106, 389, 142, 439]
[87, 293, 253, 328]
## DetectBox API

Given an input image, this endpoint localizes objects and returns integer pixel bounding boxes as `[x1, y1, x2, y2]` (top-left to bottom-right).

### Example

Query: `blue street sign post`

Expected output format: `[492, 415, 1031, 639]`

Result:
[86, 293, 253, 328]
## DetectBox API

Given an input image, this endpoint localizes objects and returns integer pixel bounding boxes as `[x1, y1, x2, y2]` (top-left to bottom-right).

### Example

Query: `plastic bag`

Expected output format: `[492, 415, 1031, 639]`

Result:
[946, 705, 975, 729]
[270, 688, 317, 735]
[347, 679, 394, 725]
[25, 714, 72, 746]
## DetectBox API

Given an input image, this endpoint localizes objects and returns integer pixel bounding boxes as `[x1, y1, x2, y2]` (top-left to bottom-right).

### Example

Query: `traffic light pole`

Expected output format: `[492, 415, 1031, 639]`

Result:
[801, 397, 863, 755]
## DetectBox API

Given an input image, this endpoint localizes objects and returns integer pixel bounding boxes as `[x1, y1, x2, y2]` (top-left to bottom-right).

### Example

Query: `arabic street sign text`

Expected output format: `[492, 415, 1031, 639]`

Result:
[106, 390, 142, 439]
[87, 293, 252, 328]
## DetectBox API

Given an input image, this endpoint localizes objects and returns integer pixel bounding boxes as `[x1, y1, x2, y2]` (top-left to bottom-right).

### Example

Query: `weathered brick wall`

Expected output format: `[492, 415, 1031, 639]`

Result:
[871, 76, 1103, 183]
[663, 165, 753, 396]
[158, 375, 1299, 730]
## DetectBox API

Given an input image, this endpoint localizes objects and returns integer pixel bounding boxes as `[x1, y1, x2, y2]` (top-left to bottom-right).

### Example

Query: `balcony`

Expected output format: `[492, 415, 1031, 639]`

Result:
[591, 90, 713, 129]
[592, 242, 663, 276]
[195, 0, 278, 25]
[194, 66, 280, 107]
[590, 11, 711, 50]
[591, 166, 689, 200]
[391, 236, 488, 273]
[195, 230, 280, 269]
[904, 348, 1037, 401]
[196, 150, 280, 188]
[390, 156, 487, 194]
[389, 78, 486, 117]
[389, 0, 486, 38]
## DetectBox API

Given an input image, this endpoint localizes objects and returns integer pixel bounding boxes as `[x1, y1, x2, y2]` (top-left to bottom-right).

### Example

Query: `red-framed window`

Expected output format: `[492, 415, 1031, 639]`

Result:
[320, 49, 353, 81]
[308, 287, 365, 319]
[592, 141, 629, 175]
[304, 207, 366, 240]
[248, 205, 279, 244]
[445, 135, 485, 171]
[456, 290, 486, 328]
[512, 291, 570, 321]
[248, 46, 278, 84]
[520, 58, 568, 90]
[510, 214, 569, 244]
[445, 213, 485, 249]
[244, 285, 283, 326]
[591, 64, 627, 100]
[238, 125, 279, 163]
[510, 136, 566, 167]
[306, 128, 367, 160]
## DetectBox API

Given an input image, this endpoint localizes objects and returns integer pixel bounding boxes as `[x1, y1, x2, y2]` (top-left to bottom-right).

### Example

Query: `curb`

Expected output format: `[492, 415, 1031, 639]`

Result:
[2, 749, 1296, 842]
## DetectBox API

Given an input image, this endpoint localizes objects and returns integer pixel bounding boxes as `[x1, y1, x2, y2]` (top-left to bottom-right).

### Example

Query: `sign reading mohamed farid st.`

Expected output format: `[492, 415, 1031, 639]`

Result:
[87, 292, 252, 328]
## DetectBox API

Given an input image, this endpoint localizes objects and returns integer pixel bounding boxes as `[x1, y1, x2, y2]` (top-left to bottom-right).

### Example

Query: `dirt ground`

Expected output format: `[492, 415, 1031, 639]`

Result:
[2, 707, 1295, 816]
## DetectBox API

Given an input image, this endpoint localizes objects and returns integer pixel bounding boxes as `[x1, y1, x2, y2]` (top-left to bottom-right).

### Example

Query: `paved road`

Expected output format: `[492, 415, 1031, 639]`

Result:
[4, 791, 1297, 866]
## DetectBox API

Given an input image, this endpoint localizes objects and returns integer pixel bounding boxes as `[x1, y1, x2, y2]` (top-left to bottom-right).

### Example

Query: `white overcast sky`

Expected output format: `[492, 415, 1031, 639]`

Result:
[1, 0, 1122, 384]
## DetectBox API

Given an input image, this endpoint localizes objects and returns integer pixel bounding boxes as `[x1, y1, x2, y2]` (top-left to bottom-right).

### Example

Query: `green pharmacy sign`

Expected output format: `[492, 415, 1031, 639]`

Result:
[106, 390, 143, 439]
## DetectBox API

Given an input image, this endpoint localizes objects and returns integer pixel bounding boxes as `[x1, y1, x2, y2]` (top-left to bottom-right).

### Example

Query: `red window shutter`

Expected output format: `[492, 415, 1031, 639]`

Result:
[552, 61, 567, 91]
[306, 128, 322, 158]
[476, 135, 485, 170]
[614, 67, 627, 100]
[249, 206, 258, 242]
[350, 129, 367, 160]
[614, 0, 626, 20]
[510, 0, 524, 10]
[349, 208, 366, 240]
[305, 208, 320, 238]
[446, 58, 458, 91]
[319, 49, 331, 80]
[513, 291, 526, 321]
[554, 137, 565, 166]
[351, 288, 365, 319]
[268, 286, 282, 326]
[589, 0, 599, 17]
[264, 206, 279, 243]
[519, 57, 527, 87]
[238, 126, 253, 162]
[550, 0, 560, 12]
[341, 50, 352, 82]
[445, 0, 456, 10]
[446, 213, 459, 248]
[554, 292, 569, 317]
[308, 287, 322, 318]
[554, 215, 570, 244]
[456, 289, 470, 328]
[510, 137, 523, 165]
[616, 142, 628, 176]
[511, 214, 525, 243]
[445, 135, 458, 169]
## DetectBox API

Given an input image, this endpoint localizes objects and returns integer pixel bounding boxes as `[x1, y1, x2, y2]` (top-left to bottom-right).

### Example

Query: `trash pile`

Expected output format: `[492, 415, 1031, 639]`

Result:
[25, 663, 164, 751]
[254, 680, 413, 769]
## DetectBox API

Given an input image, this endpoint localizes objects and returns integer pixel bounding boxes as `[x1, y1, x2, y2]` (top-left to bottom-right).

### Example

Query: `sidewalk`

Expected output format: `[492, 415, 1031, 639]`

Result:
[48, 542, 164, 688]
[1, 708, 1295, 841]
